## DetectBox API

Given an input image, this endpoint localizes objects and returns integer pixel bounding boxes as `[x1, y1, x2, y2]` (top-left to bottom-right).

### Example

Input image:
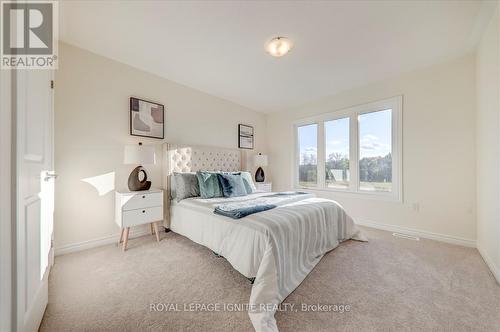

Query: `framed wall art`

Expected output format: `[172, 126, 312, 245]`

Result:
[238, 124, 254, 149]
[130, 97, 165, 139]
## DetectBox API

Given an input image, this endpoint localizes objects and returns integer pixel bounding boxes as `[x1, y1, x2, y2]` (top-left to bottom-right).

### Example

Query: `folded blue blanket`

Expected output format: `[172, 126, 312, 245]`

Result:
[213, 191, 309, 219]
[214, 204, 277, 219]
[262, 192, 308, 197]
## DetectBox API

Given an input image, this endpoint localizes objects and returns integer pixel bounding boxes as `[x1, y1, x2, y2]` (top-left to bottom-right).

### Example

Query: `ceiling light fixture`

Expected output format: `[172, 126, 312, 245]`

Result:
[266, 37, 293, 57]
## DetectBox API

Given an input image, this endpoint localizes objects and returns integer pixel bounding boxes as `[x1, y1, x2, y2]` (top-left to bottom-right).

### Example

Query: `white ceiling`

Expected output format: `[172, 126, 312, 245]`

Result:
[60, 0, 489, 113]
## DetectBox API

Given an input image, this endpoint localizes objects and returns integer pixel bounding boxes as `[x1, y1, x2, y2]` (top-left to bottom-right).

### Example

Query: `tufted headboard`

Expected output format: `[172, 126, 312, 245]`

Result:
[164, 143, 242, 174]
[161, 143, 244, 228]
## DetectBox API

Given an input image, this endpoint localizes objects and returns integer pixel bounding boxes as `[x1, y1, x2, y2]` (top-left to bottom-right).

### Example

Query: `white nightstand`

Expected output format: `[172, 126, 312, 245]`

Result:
[255, 182, 272, 193]
[115, 188, 164, 251]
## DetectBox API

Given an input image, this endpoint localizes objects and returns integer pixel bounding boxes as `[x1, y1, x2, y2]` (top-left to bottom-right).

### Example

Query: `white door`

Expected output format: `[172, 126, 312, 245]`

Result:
[16, 69, 54, 332]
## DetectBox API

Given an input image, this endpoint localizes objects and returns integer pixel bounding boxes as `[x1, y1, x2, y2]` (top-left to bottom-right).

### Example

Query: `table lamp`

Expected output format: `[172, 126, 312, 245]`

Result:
[124, 143, 156, 191]
[254, 153, 268, 182]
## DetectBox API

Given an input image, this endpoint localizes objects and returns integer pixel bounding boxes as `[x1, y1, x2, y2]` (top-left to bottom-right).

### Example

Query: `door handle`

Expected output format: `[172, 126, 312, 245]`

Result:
[44, 172, 58, 182]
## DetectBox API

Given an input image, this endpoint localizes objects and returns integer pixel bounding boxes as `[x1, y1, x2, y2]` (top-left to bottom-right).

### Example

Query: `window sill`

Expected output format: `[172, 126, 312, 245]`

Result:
[294, 186, 402, 203]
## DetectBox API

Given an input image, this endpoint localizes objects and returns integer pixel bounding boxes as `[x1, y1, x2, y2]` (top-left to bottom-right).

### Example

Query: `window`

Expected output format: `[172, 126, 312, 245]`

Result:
[325, 118, 350, 189]
[294, 96, 402, 201]
[298, 124, 318, 186]
[359, 110, 392, 192]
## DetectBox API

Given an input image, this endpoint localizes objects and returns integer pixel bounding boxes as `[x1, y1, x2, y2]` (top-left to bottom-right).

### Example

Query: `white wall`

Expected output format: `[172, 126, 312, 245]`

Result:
[54, 43, 267, 252]
[476, 2, 500, 283]
[267, 55, 477, 245]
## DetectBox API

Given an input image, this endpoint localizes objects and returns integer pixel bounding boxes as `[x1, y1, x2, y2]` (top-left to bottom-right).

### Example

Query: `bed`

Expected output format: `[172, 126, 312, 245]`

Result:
[161, 143, 366, 332]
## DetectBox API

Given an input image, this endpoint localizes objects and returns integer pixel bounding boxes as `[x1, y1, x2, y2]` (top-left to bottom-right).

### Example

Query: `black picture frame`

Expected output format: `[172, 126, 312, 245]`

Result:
[238, 124, 254, 149]
[129, 97, 165, 139]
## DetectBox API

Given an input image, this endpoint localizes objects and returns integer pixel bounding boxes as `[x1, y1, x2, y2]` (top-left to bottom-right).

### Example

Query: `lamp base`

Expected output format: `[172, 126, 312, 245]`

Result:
[255, 167, 265, 183]
[128, 166, 152, 191]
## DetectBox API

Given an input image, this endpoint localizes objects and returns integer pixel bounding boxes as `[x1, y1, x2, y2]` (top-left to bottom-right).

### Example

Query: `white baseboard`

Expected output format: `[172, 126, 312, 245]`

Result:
[477, 245, 500, 285]
[356, 219, 476, 248]
[55, 227, 152, 256]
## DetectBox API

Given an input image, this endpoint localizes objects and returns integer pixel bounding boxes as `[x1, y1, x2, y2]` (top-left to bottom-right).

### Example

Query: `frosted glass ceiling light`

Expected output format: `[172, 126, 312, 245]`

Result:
[266, 37, 293, 57]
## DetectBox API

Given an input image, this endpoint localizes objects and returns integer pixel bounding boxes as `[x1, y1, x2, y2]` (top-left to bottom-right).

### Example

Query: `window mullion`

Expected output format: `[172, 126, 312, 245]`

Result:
[317, 121, 326, 188]
[293, 124, 299, 188]
[350, 114, 359, 193]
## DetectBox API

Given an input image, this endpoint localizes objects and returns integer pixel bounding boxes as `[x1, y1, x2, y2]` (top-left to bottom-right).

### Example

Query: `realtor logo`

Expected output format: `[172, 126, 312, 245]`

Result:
[1, 1, 58, 69]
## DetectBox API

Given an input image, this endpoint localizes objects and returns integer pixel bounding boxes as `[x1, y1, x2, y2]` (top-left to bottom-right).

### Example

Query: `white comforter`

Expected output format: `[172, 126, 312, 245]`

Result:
[170, 192, 366, 331]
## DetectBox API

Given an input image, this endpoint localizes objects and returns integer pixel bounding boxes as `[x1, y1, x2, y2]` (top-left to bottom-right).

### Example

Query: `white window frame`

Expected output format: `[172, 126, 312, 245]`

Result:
[293, 96, 403, 202]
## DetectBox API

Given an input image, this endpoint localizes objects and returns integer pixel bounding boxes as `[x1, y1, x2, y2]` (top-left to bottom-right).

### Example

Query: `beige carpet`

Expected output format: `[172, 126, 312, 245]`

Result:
[40, 227, 500, 331]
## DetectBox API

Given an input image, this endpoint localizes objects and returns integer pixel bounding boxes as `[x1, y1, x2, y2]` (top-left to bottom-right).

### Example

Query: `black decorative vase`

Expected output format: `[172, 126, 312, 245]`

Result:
[128, 166, 152, 191]
[255, 167, 265, 183]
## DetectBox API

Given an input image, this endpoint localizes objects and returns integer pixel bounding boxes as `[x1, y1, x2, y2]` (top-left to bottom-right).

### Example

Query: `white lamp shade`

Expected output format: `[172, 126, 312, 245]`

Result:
[254, 154, 268, 167]
[124, 145, 156, 165]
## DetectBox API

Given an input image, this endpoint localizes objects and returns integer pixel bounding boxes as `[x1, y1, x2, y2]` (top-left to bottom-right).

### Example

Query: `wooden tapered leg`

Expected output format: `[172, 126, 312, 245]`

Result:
[122, 227, 130, 251]
[152, 222, 160, 242]
[119, 228, 125, 243]
[150, 223, 154, 235]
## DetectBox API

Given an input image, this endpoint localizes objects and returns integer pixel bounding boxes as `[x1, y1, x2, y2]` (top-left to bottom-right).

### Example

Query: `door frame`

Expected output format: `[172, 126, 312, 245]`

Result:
[0, 68, 14, 331]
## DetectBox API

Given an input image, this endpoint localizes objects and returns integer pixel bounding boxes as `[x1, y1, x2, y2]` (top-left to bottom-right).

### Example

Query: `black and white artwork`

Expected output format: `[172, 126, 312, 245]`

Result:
[238, 124, 254, 149]
[130, 97, 164, 139]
